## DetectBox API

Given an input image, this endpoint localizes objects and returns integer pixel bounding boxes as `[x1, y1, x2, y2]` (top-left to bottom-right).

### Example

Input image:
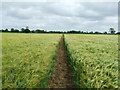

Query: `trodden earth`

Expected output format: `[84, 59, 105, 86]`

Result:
[48, 35, 73, 88]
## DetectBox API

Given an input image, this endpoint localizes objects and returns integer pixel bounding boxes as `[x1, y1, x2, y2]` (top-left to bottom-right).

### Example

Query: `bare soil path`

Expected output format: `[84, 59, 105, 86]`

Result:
[49, 34, 73, 88]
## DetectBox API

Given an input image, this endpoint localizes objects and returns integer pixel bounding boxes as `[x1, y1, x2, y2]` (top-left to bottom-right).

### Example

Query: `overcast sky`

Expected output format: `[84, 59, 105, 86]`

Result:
[1, 2, 118, 32]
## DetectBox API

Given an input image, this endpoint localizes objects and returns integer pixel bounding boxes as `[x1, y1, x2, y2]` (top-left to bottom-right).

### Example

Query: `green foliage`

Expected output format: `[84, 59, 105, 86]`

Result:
[2, 33, 118, 88]
[2, 33, 61, 88]
[109, 28, 116, 34]
[65, 34, 118, 88]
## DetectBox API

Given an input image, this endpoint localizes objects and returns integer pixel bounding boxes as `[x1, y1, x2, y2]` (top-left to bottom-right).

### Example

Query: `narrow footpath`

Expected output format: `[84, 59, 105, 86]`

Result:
[49, 35, 73, 88]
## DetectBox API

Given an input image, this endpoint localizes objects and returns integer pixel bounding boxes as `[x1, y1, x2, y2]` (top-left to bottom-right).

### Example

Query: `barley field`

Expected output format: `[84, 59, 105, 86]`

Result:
[65, 34, 118, 88]
[2, 33, 61, 88]
[2, 33, 118, 88]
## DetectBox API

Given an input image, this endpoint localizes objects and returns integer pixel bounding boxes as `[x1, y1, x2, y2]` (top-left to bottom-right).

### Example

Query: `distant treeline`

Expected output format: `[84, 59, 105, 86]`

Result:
[0, 27, 119, 34]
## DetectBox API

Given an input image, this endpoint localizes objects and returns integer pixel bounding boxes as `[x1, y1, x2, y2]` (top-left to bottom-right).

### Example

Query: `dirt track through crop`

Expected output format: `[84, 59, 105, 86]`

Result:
[49, 35, 73, 88]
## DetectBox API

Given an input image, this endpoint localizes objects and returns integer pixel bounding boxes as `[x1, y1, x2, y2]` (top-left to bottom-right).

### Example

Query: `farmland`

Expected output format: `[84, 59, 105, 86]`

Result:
[65, 34, 118, 88]
[2, 33, 61, 88]
[2, 33, 118, 88]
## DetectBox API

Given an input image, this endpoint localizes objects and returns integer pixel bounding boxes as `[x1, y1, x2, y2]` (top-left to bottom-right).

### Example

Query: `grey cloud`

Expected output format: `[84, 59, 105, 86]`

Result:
[1, 2, 118, 32]
[81, 2, 118, 18]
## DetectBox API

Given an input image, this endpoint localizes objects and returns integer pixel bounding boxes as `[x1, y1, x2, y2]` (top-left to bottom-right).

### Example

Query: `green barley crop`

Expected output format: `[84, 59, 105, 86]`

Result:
[2, 33, 61, 88]
[65, 34, 118, 88]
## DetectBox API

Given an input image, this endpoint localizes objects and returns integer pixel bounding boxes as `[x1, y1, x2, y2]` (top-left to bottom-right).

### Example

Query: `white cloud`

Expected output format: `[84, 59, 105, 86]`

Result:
[1, 2, 118, 32]
[1, 0, 119, 2]
[85, 10, 99, 16]
[103, 16, 118, 23]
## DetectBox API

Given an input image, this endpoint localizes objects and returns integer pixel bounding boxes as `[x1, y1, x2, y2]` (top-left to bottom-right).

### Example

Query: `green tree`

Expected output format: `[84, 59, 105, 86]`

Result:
[21, 28, 25, 33]
[5, 29, 8, 32]
[109, 28, 116, 34]
[25, 26, 30, 33]
[103, 31, 107, 34]
[14, 29, 19, 32]
[11, 28, 15, 32]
